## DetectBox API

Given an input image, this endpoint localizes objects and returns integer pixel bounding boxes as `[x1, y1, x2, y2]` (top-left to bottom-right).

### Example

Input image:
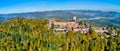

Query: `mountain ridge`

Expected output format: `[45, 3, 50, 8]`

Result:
[0, 10, 120, 27]
[0, 10, 120, 18]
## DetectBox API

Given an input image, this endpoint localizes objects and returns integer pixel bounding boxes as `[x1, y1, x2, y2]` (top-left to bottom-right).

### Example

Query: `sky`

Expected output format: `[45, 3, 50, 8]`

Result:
[0, 0, 120, 14]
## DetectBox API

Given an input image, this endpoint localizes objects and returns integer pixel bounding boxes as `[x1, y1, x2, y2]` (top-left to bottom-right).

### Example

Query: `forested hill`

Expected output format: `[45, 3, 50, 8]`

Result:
[0, 18, 120, 51]
[0, 10, 120, 19]
[0, 10, 120, 27]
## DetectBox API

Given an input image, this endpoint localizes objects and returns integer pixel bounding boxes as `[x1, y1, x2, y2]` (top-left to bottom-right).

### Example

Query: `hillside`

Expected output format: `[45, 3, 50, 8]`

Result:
[1, 10, 120, 18]
[0, 10, 120, 27]
[0, 18, 120, 51]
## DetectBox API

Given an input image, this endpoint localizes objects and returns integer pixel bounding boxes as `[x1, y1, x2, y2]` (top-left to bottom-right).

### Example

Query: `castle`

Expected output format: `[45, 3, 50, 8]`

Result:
[48, 16, 117, 38]
[49, 16, 89, 33]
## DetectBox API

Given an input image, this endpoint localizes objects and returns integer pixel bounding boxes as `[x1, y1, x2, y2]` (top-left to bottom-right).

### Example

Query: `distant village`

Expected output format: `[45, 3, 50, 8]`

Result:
[48, 16, 117, 38]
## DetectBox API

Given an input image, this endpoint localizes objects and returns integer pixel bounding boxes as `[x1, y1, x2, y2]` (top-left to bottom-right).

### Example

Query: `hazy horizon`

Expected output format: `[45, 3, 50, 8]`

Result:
[0, 0, 120, 14]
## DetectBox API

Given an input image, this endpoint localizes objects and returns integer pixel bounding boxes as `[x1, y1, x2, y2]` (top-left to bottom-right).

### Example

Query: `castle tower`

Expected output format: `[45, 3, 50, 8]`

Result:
[73, 16, 77, 22]
[49, 18, 55, 28]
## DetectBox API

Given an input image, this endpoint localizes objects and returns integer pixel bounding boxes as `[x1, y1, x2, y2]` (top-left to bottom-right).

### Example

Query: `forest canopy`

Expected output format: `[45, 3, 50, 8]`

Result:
[0, 18, 120, 51]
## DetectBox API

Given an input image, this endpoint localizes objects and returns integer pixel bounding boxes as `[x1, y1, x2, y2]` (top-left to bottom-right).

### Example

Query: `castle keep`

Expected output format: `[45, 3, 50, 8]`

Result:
[49, 16, 89, 33]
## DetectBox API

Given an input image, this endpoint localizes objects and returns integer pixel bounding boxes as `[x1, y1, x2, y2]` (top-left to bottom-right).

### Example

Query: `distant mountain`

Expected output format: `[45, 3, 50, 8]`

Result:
[0, 10, 120, 27]
[0, 10, 120, 19]
[0, 17, 7, 22]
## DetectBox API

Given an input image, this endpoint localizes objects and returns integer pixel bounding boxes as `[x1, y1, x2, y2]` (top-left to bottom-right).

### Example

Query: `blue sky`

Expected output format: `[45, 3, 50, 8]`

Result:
[0, 0, 120, 14]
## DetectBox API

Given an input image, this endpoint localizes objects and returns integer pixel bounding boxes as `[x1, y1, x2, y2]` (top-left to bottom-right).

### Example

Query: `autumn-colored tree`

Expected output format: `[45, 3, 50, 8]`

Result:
[0, 18, 119, 51]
